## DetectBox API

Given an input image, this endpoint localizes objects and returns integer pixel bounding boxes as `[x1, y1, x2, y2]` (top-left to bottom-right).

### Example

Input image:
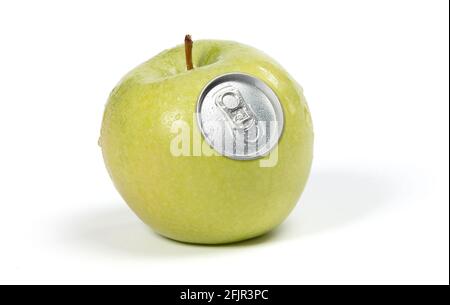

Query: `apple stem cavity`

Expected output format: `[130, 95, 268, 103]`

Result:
[185, 34, 194, 71]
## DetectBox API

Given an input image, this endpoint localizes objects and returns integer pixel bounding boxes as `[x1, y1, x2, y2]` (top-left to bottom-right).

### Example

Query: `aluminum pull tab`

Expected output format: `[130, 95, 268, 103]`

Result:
[215, 86, 256, 130]
[214, 85, 261, 143]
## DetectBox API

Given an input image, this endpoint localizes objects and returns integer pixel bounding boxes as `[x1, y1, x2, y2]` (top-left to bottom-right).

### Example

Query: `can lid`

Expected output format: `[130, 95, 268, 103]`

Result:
[196, 73, 284, 160]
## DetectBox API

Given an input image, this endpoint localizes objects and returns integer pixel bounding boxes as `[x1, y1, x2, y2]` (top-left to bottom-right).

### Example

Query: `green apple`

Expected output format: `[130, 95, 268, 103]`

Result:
[100, 37, 314, 244]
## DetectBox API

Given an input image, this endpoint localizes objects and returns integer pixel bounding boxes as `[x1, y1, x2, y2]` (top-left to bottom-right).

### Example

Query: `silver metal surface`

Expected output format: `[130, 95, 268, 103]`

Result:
[196, 73, 284, 160]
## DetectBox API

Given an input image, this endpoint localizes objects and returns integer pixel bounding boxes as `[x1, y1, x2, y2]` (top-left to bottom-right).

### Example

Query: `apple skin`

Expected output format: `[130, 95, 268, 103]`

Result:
[100, 40, 314, 244]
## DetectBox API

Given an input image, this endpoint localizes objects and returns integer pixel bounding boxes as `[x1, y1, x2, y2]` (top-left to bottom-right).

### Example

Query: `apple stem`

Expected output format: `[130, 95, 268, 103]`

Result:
[185, 34, 194, 71]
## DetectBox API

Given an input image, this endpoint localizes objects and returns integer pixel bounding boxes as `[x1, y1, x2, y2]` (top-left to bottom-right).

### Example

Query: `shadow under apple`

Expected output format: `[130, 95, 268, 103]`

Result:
[285, 167, 397, 238]
[65, 168, 396, 257]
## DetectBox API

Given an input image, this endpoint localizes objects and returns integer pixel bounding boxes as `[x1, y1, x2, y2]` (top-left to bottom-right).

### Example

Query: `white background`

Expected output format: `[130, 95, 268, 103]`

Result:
[0, 0, 448, 285]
